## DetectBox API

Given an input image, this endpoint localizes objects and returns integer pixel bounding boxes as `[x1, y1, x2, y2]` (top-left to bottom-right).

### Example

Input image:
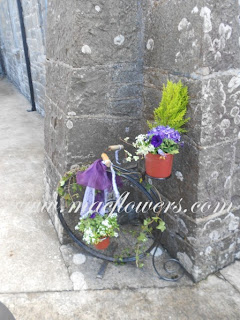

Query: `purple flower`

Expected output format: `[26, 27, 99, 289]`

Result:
[148, 126, 181, 143]
[90, 212, 96, 219]
[151, 135, 163, 147]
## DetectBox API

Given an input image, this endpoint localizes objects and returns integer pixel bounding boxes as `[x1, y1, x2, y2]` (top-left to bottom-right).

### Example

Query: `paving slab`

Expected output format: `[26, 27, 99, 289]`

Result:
[0, 78, 72, 293]
[1, 275, 240, 320]
[220, 261, 240, 293]
[60, 243, 192, 290]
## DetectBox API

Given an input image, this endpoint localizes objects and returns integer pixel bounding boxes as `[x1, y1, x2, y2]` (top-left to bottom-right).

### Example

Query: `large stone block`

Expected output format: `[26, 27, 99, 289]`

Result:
[161, 209, 239, 281]
[199, 75, 240, 146]
[111, 62, 143, 84]
[232, 166, 240, 208]
[163, 209, 198, 240]
[143, 68, 168, 121]
[46, 61, 143, 117]
[66, 116, 142, 166]
[197, 142, 235, 217]
[200, 0, 240, 73]
[144, 0, 204, 73]
[190, 238, 237, 281]
[68, 66, 110, 116]
[71, 0, 140, 67]
[197, 211, 239, 245]
[45, 60, 71, 112]
[44, 97, 69, 173]
[46, 0, 77, 63]
[108, 98, 142, 117]
[144, 0, 240, 74]
[47, 0, 141, 67]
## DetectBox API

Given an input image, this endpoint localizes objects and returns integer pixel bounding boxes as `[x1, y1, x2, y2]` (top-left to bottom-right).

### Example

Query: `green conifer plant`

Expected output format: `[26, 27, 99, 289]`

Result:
[148, 80, 190, 133]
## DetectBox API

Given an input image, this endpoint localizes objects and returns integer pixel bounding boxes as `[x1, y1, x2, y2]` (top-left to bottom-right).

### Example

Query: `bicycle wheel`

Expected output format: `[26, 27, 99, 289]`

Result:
[57, 167, 161, 263]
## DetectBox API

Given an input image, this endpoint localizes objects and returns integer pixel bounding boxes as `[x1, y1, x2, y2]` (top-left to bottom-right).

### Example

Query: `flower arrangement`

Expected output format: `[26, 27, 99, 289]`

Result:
[125, 125, 183, 161]
[75, 212, 119, 246]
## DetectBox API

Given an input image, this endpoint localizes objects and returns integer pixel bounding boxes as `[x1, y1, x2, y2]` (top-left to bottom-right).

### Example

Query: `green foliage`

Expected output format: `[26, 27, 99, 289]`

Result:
[57, 165, 86, 207]
[134, 216, 166, 267]
[148, 80, 190, 133]
[160, 139, 180, 155]
[144, 182, 152, 192]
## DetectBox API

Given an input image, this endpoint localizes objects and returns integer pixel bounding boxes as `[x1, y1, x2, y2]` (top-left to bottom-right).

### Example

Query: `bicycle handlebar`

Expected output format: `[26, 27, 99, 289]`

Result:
[101, 153, 111, 167]
[101, 145, 124, 167]
[108, 144, 124, 151]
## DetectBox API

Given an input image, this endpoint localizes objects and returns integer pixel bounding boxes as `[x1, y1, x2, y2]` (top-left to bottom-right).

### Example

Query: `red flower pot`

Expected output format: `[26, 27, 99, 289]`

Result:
[94, 237, 110, 250]
[145, 153, 174, 179]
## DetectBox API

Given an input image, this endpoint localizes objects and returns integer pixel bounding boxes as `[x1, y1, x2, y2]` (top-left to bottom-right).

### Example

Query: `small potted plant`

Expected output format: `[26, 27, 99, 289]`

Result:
[75, 211, 119, 250]
[125, 126, 183, 178]
[124, 80, 189, 179]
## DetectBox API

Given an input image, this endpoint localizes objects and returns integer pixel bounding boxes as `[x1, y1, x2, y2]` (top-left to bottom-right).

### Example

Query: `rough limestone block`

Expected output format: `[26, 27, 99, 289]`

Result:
[45, 60, 72, 113]
[71, 0, 140, 67]
[144, 0, 205, 73]
[46, 60, 143, 117]
[144, 0, 240, 74]
[197, 142, 235, 216]
[66, 116, 142, 165]
[44, 96, 68, 173]
[46, 0, 77, 63]
[200, 75, 240, 146]
[47, 0, 141, 67]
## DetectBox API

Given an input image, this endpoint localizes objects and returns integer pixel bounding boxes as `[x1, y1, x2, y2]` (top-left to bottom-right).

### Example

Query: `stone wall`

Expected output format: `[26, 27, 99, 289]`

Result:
[0, 45, 4, 75]
[44, 0, 145, 242]
[143, 0, 240, 281]
[0, 0, 47, 115]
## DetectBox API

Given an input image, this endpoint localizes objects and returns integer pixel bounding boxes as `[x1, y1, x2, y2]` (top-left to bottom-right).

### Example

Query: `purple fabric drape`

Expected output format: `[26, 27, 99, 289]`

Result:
[76, 159, 122, 217]
[76, 159, 112, 191]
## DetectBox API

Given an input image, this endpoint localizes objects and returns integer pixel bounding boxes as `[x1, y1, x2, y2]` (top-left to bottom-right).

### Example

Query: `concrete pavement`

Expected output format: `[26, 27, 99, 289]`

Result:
[0, 77, 240, 319]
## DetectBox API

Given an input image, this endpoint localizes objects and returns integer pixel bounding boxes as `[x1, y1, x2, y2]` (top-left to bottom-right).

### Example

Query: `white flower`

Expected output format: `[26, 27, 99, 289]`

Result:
[83, 234, 90, 244]
[126, 157, 132, 162]
[114, 232, 119, 237]
[135, 134, 147, 143]
[148, 144, 155, 152]
[124, 137, 129, 142]
[84, 228, 93, 236]
[124, 150, 132, 156]
[111, 212, 117, 217]
[133, 156, 139, 161]
[102, 220, 110, 227]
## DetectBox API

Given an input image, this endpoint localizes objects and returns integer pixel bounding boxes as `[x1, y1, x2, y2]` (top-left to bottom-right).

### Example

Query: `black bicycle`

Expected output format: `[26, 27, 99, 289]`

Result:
[57, 145, 184, 281]
[57, 145, 162, 262]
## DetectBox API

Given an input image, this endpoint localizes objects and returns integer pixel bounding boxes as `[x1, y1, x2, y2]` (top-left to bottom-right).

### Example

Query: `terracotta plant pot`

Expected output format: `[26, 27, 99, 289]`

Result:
[94, 237, 110, 250]
[145, 153, 174, 179]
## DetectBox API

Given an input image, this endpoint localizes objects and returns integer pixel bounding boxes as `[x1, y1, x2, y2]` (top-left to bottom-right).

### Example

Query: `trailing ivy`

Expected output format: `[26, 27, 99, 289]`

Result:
[57, 164, 88, 207]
